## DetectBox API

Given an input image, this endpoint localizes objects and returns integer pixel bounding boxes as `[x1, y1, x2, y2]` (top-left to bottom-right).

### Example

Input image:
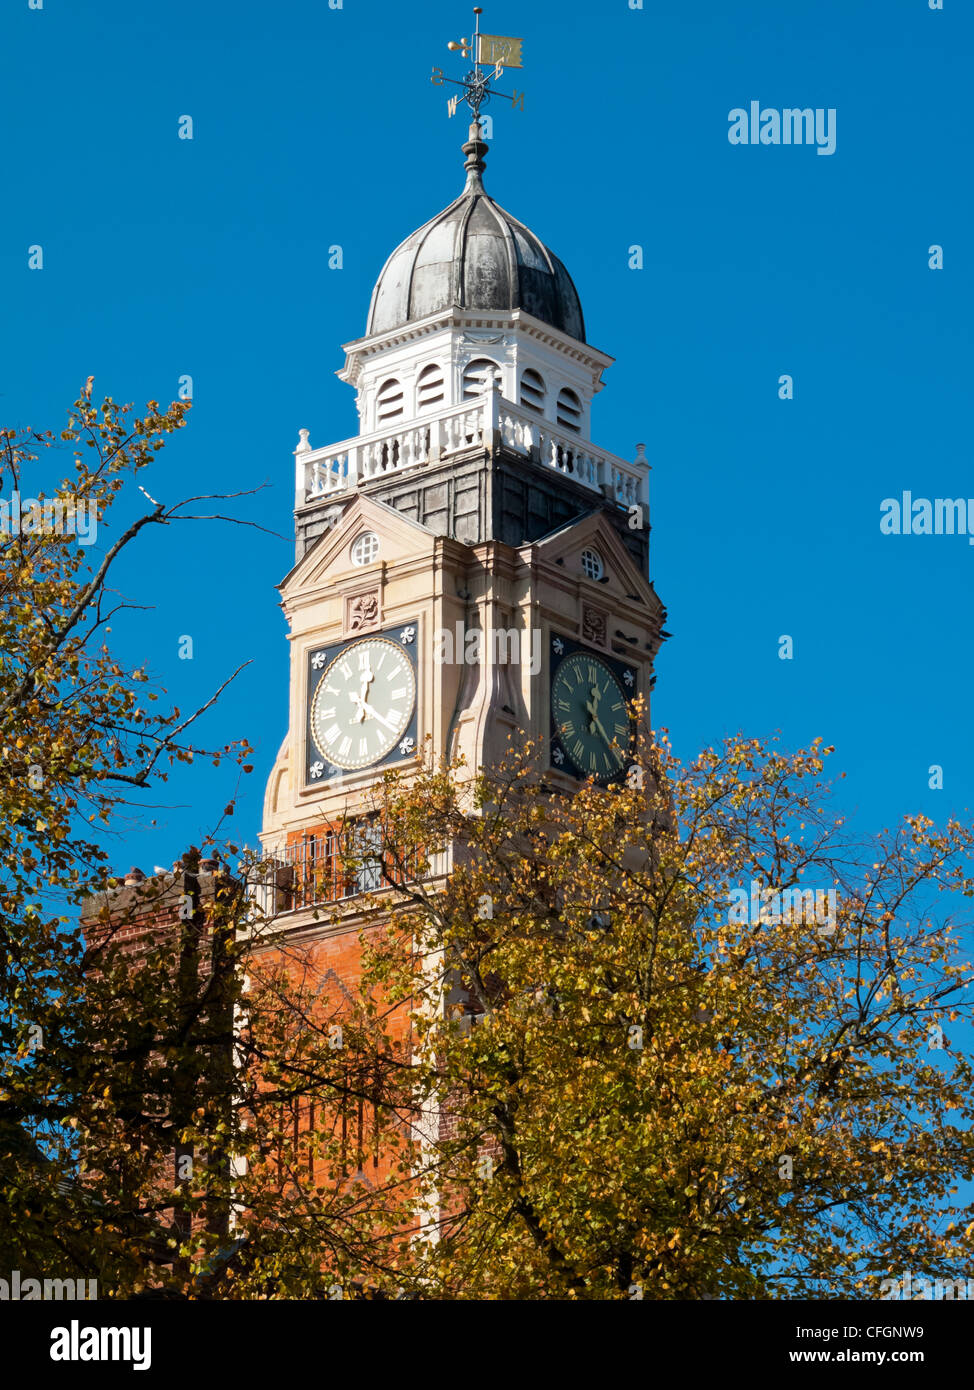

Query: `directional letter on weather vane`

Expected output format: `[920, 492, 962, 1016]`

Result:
[430, 7, 525, 122]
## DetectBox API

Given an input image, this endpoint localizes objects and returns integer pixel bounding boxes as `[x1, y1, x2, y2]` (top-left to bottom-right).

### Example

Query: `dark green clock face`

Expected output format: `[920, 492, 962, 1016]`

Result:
[551, 651, 631, 781]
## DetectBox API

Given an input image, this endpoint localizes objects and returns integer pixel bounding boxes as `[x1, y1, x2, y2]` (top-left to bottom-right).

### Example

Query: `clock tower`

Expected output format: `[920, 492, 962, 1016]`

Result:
[256, 116, 666, 1055]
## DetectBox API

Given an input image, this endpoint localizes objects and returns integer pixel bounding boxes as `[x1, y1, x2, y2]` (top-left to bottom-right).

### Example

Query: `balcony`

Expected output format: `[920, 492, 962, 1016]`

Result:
[294, 385, 649, 513]
[250, 828, 447, 919]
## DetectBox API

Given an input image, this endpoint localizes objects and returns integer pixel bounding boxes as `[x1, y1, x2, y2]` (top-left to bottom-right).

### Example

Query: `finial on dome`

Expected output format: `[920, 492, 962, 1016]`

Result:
[462, 118, 488, 191]
[434, 7, 525, 185]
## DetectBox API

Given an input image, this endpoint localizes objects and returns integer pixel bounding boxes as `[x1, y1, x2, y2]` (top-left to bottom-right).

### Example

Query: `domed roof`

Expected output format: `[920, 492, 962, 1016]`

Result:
[366, 123, 585, 343]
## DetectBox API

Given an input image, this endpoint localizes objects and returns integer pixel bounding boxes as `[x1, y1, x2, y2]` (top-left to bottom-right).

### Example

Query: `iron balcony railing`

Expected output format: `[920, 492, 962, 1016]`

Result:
[251, 828, 442, 918]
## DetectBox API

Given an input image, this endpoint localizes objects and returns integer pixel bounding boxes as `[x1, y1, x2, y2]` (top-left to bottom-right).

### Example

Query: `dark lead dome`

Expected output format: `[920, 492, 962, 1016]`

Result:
[366, 122, 585, 343]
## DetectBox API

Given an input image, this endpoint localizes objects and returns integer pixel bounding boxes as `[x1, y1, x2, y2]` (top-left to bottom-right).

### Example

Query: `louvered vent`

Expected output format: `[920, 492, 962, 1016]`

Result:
[376, 378, 404, 423]
[416, 363, 445, 411]
[462, 358, 502, 400]
[520, 369, 546, 414]
[556, 387, 582, 433]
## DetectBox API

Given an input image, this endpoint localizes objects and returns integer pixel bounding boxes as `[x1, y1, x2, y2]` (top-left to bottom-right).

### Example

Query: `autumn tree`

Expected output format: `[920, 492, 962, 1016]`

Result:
[0, 386, 233, 1283]
[0, 389, 407, 1296]
[75, 846, 410, 1298]
[356, 732, 974, 1299]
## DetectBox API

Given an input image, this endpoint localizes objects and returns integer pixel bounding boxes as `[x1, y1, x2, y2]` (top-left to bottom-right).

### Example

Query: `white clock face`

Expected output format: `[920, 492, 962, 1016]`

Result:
[310, 637, 416, 771]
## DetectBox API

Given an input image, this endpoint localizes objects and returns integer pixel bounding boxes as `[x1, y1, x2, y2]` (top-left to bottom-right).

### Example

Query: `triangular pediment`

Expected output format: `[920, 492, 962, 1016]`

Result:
[280, 495, 438, 601]
[524, 510, 661, 617]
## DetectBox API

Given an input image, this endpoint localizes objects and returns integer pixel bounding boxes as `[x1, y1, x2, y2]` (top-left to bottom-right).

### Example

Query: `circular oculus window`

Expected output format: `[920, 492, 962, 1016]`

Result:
[351, 532, 380, 567]
[580, 548, 604, 581]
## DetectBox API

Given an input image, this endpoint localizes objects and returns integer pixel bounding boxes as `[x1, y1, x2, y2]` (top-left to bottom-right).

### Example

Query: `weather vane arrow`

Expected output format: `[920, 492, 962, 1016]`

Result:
[430, 7, 525, 123]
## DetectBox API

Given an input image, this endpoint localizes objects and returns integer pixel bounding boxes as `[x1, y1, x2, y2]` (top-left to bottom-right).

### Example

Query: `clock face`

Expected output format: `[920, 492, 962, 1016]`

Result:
[310, 636, 416, 771]
[551, 651, 631, 782]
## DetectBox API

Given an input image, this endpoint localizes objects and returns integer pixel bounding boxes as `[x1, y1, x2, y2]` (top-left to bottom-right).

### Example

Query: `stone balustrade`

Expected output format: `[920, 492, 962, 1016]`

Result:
[294, 387, 648, 511]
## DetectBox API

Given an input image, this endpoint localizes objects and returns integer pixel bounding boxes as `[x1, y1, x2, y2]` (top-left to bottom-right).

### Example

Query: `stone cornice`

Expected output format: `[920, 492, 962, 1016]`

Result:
[339, 308, 613, 390]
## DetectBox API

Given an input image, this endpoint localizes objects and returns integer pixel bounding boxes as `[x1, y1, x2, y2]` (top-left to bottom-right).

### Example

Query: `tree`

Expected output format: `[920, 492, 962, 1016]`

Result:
[0, 388, 406, 1296]
[357, 731, 974, 1299]
[0, 386, 233, 1283]
[76, 846, 410, 1298]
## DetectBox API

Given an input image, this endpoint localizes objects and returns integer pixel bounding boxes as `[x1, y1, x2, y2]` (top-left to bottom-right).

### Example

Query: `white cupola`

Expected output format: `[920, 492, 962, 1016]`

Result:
[337, 121, 612, 444]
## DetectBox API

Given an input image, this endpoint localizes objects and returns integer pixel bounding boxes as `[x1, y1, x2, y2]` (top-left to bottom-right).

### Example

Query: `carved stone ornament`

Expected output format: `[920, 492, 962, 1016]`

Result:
[347, 590, 380, 633]
[582, 606, 607, 647]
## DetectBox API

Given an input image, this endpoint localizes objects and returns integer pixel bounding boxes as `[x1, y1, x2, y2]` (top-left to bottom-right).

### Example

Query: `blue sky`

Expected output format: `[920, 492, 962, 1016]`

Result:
[2, 0, 970, 871]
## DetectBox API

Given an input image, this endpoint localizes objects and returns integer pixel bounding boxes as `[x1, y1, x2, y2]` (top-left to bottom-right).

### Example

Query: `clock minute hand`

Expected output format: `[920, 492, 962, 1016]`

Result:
[585, 700, 624, 764]
[585, 698, 608, 741]
[348, 690, 367, 724]
[356, 697, 398, 733]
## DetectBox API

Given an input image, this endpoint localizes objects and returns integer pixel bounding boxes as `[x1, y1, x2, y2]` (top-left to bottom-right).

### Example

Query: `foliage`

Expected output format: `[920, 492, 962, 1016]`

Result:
[0, 390, 404, 1296]
[359, 732, 974, 1299]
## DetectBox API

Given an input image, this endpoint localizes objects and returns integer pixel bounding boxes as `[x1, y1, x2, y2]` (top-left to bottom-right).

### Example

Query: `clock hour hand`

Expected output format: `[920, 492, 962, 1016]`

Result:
[352, 665, 374, 723]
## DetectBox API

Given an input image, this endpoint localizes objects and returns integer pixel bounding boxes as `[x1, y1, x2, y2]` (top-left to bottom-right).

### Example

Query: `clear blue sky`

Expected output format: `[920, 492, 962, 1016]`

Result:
[2, 0, 970, 871]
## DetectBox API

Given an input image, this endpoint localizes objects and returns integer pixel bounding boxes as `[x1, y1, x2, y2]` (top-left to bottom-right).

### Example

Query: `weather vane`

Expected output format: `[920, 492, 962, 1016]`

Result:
[430, 7, 525, 125]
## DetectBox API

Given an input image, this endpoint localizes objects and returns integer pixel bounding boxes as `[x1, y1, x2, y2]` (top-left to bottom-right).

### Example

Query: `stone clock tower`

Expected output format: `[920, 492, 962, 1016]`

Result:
[257, 119, 666, 945]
